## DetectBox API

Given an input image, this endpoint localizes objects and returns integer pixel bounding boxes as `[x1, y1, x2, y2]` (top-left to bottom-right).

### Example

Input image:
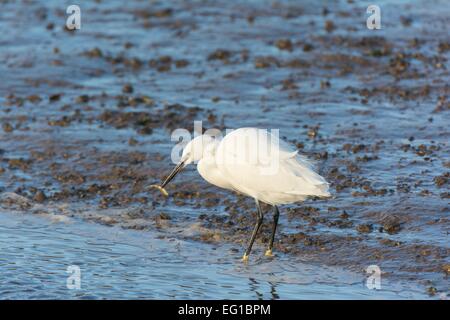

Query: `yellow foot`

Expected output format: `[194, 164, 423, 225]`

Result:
[242, 254, 249, 262]
[264, 249, 273, 257]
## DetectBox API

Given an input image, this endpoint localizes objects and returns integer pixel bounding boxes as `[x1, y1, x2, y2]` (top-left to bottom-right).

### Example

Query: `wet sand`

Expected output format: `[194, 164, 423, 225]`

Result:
[0, 0, 449, 298]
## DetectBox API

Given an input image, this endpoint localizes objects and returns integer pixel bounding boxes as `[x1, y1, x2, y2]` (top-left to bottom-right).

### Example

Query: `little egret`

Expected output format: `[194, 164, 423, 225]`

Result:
[158, 128, 331, 261]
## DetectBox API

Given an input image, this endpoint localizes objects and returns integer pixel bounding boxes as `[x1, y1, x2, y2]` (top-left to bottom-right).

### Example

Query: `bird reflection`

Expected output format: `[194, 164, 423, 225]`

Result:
[248, 277, 280, 300]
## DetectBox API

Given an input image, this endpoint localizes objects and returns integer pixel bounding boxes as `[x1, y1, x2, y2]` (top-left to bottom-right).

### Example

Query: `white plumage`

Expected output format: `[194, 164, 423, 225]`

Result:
[160, 127, 331, 261]
[182, 128, 330, 203]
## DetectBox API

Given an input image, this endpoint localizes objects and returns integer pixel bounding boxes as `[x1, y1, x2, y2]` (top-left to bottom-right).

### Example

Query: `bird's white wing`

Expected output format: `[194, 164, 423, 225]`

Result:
[215, 128, 330, 201]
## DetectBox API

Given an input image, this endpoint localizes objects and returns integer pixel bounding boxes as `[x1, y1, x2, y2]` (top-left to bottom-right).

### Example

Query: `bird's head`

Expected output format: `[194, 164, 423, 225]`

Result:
[161, 134, 216, 188]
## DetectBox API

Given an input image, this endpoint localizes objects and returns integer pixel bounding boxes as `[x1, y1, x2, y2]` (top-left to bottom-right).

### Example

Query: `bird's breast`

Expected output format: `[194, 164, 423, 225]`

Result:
[197, 158, 235, 191]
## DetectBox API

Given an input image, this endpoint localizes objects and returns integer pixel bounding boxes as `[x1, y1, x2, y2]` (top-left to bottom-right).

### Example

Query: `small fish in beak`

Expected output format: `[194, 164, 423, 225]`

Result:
[149, 160, 186, 197]
[149, 184, 169, 197]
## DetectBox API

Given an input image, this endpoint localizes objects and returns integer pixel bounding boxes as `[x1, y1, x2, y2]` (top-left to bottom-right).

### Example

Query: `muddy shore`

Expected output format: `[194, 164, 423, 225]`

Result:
[0, 0, 449, 297]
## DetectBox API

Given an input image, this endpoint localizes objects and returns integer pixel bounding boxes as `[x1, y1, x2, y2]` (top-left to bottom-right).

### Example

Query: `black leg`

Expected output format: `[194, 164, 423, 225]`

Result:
[242, 199, 264, 261]
[265, 205, 280, 256]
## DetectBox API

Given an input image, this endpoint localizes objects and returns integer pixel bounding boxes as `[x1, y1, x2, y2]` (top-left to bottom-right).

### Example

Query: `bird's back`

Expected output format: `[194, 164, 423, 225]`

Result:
[215, 128, 330, 205]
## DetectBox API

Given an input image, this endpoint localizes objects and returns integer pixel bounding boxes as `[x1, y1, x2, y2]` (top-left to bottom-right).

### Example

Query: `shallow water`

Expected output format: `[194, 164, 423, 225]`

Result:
[0, 0, 449, 299]
[0, 210, 430, 299]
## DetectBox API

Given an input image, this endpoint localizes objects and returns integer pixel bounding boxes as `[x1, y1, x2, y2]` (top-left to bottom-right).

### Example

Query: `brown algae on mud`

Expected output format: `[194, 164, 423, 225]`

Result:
[0, 0, 449, 297]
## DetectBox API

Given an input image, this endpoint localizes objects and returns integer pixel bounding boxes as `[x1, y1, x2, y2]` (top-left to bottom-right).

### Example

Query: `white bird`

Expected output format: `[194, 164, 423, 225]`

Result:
[159, 128, 331, 261]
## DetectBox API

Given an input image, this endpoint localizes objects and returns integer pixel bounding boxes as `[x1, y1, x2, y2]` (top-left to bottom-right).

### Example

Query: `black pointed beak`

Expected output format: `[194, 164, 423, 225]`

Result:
[161, 161, 185, 188]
